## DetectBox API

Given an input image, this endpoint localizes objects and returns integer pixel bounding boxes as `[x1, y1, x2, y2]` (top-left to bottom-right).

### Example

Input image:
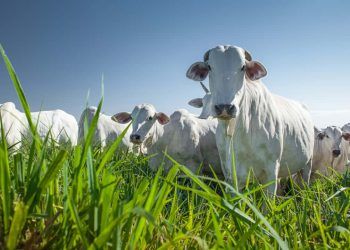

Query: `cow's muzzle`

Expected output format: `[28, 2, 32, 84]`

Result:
[332, 149, 341, 157]
[214, 104, 236, 120]
[130, 134, 142, 144]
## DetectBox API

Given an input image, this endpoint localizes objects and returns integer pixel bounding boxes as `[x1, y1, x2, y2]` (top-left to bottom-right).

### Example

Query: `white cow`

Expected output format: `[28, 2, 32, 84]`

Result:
[0, 102, 27, 150]
[78, 106, 132, 151]
[341, 123, 350, 159]
[186, 45, 314, 194]
[30, 110, 78, 146]
[0, 102, 78, 149]
[312, 126, 350, 179]
[112, 104, 223, 177]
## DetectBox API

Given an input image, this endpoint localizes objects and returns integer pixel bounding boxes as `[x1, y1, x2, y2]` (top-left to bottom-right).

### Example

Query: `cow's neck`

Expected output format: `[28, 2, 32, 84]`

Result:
[144, 122, 165, 150]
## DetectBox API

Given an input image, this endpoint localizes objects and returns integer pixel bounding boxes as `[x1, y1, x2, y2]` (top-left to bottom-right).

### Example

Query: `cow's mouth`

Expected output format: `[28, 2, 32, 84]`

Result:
[130, 139, 143, 145]
[332, 153, 340, 158]
[216, 114, 235, 120]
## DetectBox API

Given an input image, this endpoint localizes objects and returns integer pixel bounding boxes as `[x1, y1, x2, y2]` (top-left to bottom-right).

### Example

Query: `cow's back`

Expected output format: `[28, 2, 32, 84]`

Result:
[31, 110, 78, 146]
[78, 106, 98, 144]
[98, 113, 131, 150]
[78, 106, 131, 150]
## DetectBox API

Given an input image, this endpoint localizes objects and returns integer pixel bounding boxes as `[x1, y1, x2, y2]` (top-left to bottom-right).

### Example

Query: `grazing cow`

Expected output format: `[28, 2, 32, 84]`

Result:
[186, 45, 314, 194]
[0, 102, 78, 149]
[312, 126, 350, 178]
[78, 106, 132, 151]
[112, 104, 223, 177]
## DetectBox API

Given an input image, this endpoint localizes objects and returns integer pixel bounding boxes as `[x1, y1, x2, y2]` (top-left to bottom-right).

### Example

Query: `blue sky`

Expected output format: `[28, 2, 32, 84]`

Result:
[0, 0, 349, 127]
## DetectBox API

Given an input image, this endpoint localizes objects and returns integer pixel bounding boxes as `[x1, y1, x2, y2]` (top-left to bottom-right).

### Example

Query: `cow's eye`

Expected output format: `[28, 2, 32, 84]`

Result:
[325, 134, 329, 138]
[147, 116, 153, 121]
[241, 65, 246, 71]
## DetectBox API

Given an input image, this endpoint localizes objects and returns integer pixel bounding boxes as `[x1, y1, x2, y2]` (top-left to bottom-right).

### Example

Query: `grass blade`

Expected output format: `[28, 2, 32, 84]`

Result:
[0, 116, 11, 233]
[6, 202, 28, 250]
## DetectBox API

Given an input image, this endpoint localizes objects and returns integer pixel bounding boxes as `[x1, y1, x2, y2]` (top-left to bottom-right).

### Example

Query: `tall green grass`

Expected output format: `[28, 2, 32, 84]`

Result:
[1, 45, 350, 249]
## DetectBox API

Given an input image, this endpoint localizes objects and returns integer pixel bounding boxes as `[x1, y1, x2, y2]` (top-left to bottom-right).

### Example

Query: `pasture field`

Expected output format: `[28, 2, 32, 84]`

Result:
[1, 47, 350, 249]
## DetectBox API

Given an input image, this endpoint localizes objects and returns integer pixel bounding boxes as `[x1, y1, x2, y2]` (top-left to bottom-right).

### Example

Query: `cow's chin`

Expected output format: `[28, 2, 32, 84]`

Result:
[216, 114, 235, 120]
[131, 139, 143, 145]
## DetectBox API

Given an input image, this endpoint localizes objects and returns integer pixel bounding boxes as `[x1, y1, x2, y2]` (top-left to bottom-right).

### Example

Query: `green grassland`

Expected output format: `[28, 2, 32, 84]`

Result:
[1, 46, 350, 249]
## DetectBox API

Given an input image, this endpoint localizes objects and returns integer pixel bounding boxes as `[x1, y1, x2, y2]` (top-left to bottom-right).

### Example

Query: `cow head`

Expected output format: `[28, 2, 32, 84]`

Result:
[112, 104, 169, 145]
[186, 45, 266, 120]
[342, 123, 350, 141]
[315, 126, 350, 158]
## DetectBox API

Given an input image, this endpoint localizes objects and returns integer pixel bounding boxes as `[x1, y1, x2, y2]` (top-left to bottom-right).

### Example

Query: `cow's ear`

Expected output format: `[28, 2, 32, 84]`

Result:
[342, 133, 350, 141]
[111, 112, 131, 123]
[156, 112, 170, 125]
[245, 61, 267, 81]
[186, 62, 210, 81]
[188, 98, 203, 108]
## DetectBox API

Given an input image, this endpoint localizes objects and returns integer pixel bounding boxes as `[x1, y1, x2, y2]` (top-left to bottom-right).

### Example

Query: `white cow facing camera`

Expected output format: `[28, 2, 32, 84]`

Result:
[313, 126, 350, 179]
[112, 104, 222, 178]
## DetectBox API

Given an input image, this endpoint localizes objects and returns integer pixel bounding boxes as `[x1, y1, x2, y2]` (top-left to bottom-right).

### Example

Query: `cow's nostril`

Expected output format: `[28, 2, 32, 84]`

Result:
[214, 105, 224, 115]
[130, 134, 141, 141]
[332, 150, 341, 157]
[228, 105, 236, 115]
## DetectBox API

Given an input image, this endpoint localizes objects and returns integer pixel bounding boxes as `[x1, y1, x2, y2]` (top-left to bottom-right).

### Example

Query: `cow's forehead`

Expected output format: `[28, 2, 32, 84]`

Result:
[132, 104, 156, 119]
[342, 123, 350, 132]
[208, 45, 245, 62]
[325, 126, 342, 137]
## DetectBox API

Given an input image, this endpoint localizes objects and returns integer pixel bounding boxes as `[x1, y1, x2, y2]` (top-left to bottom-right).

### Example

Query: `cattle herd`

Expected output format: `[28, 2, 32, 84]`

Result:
[1, 45, 349, 195]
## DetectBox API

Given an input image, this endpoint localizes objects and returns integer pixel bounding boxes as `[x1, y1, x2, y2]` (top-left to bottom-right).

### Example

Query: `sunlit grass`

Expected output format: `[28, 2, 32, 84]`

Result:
[1, 45, 350, 249]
